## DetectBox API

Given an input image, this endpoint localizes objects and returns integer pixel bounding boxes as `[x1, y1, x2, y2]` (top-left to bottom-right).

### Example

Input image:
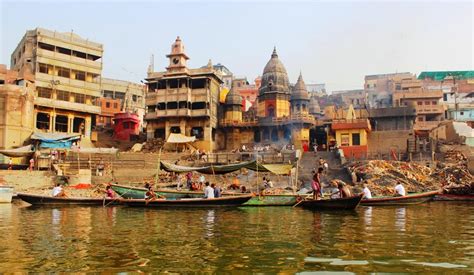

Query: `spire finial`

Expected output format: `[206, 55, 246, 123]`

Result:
[271, 46, 278, 58]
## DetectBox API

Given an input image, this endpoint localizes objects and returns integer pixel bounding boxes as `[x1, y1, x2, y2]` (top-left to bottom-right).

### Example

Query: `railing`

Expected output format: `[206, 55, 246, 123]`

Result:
[35, 97, 101, 114]
[413, 121, 441, 130]
[415, 105, 444, 114]
[36, 48, 102, 70]
[219, 119, 258, 127]
[204, 152, 296, 164]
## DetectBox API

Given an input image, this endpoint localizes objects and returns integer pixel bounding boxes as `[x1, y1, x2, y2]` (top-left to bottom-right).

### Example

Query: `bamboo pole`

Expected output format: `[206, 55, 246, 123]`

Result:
[155, 147, 162, 186]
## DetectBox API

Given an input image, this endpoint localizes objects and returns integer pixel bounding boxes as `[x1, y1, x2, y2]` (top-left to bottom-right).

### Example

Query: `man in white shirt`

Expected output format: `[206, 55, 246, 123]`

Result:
[361, 182, 372, 199]
[204, 182, 215, 199]
[52, 183, 66, 197]
[394, 183, 406, 197]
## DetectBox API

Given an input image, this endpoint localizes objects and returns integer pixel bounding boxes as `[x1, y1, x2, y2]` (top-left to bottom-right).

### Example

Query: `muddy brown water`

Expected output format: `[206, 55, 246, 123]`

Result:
[0, 202, 472, 273]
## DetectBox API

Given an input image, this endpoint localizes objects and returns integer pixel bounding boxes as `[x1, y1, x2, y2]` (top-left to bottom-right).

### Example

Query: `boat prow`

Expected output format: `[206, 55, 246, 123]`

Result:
[361, 190, 440, 206]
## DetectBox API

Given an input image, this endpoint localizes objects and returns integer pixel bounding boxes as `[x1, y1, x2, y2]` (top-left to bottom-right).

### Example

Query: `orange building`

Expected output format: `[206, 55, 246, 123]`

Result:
[96, 97, 121, 128]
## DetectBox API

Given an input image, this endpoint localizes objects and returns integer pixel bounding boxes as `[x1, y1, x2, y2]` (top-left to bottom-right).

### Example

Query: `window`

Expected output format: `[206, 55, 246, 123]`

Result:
[75, 93, 85, 104]
[106, 102, 111, 108]
[57, 67, 70, 78]
[113, 102, 118, 109]
[37, 87, 52, 98]
[352, 133, 361, 146]
[38, 63, 50, 74]
[191, 127, 204, 139]
[57, 46, 71, 55]
[73, 70, 86, 81]
[460, 111, 464, 116]
[56, 90, 70, 101]
[424, 101, 430, 105]
[417, 101, 423, 105]
[55, 115, 68, 132]
[36, 112, 50, 130]
[341, 134, 350, 146]
[123, 122, 130, 129]
[432, 101, 437, 105]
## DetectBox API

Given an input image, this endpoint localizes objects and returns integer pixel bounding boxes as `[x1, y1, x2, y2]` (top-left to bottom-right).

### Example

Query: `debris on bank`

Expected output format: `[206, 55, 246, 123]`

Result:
[346, 149, 473, 196]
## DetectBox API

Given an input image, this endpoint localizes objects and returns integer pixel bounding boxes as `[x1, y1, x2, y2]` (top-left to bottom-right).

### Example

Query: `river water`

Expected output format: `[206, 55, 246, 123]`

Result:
[0, 201, 473, 273]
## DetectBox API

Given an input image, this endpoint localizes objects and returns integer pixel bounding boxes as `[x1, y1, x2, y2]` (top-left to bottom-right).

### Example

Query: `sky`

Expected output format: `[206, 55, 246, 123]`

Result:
[0, 0, 473, 92]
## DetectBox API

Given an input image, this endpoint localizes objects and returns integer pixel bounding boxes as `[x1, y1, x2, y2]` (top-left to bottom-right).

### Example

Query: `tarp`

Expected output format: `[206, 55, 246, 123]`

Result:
[160, 160, 294, 175]
[166, 133, 196, 144]
[31, 132, 81, 149]
[0, 145, 35, 157]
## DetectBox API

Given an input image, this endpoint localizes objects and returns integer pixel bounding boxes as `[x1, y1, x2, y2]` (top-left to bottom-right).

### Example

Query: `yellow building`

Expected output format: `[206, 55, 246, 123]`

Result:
[10, 28, 103, 139]
[331, 105, 371, 159]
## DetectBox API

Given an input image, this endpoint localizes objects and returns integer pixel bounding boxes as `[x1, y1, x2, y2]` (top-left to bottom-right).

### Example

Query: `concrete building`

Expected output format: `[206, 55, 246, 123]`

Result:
[331, 89, 367, 108]
[0, 65, 35, 149]
[392, 78, 445, 134]
[365, 72, 414, 108]
[306, 83, 326, 97]
[234, 77, 260, 111]
[10, 28, 103, 139]
[100, 77, 146, 129]
[96, 97, 121, 128]
[145, 37, 222, 151]
[212, 63, 233, 89]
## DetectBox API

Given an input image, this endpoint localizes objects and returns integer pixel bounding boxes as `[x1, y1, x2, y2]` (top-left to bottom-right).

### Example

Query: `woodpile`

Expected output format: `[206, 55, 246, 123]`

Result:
[141, 139, 164, 153]
[346, 149, 473, 196]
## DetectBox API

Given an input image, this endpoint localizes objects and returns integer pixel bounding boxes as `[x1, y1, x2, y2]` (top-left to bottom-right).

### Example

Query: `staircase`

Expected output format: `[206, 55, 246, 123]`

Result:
[297, 150, 352, 189]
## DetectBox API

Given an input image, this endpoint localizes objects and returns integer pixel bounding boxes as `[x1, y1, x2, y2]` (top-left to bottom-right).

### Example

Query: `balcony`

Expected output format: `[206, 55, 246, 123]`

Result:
[219, 119, 258, 127]
[414, 121, 441, 131]
[36, 73, 101, 96]
[415, 105, 444, 114]
[35, 97, 101, 114]
[393, 89, 443, 100]
[36, 48, 102, 72]
[144, 108, 210, 120]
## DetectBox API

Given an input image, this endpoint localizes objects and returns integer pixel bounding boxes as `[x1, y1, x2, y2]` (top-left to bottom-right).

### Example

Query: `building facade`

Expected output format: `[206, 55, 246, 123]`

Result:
[365, 72, 414, 108]
[10, 28, 103, 138]
[100, 77, 146, 129]
[145, 37, 222, 151]
[0, 65, 35, 149]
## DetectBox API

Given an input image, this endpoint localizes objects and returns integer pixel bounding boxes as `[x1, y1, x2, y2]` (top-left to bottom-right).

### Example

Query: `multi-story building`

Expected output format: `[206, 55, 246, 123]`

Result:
[234, 77, 261, 111]
[392, 78, 444, 134]
[100, 78, 146, 129]
[0, 65, 35, 150]
[10, 28, 103, 138]
[145, 37, 222, 151]
[330, 89, 367, 108]
[365, 72, 414, 108]
[212, 63, 233, 89]
[306, 83, 326, 97]
[96, 97, 121, 128]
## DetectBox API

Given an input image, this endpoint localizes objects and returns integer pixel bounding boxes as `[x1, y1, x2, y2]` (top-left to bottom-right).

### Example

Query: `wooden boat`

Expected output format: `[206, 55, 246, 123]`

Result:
[0, 186, 14, 203]
[111, 184, 299, 206]
[111, 184, 209, 199]
[243, 194, 299, 206]
[298, 195, 363, 210]
[360, 190, 439, 206]
[121, 194, 253, 208]
[17, 193, 120, 206]
[433, 193, 474, 201]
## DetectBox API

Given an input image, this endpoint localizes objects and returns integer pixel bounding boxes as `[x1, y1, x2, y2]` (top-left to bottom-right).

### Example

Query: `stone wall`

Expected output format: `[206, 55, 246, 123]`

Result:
[367, 130, 411, 155]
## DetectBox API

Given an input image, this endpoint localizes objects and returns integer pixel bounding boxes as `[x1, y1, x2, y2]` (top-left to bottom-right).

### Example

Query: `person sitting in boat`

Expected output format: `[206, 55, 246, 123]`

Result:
[52, 183, 67, 197]
[332, 182, 352, 198]
[394, 182, 406, 197]
[360, 182, 372, 199]
[211, 183, 221, 198]
[264, 177, 274, 189]
[204, 182, 215, 199]
[145, 185, 157, 200]
[105, 185, 115, 199]
[229, 177, 240, 190]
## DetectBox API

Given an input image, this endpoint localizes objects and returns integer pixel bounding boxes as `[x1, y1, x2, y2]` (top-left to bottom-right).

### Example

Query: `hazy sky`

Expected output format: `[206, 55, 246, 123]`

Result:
[1, 0, 473, 91]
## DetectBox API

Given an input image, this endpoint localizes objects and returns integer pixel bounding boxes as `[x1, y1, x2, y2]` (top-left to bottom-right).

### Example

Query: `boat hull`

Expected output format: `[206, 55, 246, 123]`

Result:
[243, 195, 298, 206]
[433, 194, 474, 201]
[112, 184, 299, 206]
[361, 191, 439, 206]
[0, 186, 14, 203]
[299, 195, 363, 210]
[121, 195, 253, 208]
[17, 193, 119, 206]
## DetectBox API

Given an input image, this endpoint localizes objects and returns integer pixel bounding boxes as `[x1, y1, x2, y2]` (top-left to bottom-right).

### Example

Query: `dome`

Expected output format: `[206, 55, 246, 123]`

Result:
[291, 73, 310, 101]
[225, 86, 243, 106]
[309, 96, 321, 114]
[259, 47, 290, 95]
